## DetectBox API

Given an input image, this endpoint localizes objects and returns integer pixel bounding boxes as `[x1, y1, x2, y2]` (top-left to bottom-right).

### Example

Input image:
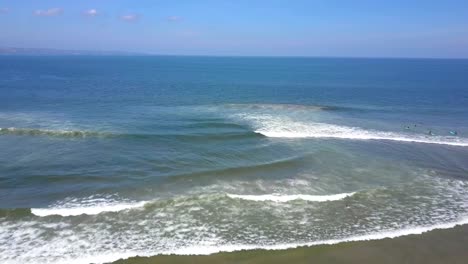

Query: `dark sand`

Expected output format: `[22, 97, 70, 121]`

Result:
[111, 224, 468, 264]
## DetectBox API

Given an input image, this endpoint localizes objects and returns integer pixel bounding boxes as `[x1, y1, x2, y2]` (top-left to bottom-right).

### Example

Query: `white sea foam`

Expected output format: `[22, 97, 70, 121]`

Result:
[227, 192, 355, 202]
[31, 197, 148, 217]
[252, 118, 468, 147]
[170, 216, 468, 256]
[6, 179, 468, 264]
[3, 216, 467, 264]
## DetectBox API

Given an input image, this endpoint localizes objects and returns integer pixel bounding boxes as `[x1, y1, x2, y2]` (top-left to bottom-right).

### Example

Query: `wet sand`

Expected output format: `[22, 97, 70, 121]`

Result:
[111, 224, 468, 264]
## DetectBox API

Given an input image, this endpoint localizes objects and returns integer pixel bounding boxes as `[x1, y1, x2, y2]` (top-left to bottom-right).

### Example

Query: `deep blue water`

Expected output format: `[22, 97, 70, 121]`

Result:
[1, 56, 468, 264]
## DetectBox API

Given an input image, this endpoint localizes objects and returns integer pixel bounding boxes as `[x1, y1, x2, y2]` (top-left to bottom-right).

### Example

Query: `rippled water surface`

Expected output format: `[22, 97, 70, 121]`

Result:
[1, 56, 468, 264]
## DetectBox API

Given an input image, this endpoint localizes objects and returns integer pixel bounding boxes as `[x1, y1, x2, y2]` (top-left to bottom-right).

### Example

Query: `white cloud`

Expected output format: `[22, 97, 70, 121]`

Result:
[0, 7, 10, 14]
[120, 14, 139, 22]
[84, 9, 98, 17]
[34, 8, 63, 17]
[167, 16, 182, 22]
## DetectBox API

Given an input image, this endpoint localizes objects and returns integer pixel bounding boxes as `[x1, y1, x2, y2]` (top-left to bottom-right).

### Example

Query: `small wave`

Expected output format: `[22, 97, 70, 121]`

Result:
[165, 155, 306, 183]
[0, 127, 106, 138]
[5, 216, 467, 264]
[227, 192, 355, 202]
[224, 103, 338, 111]
[0, 208, 32, 218]
[254, 121, 468, 147]
[169, 131, 260, 141]
[185, 121, 247, 130]
[31, 198, 148, 217]
[0, 127, 259, 142]
[168, 216, 468, 255]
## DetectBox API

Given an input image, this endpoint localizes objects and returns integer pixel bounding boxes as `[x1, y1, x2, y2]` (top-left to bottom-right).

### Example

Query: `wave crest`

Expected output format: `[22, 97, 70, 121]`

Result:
[253, 121, 468, 147]
[31, 197, 148, 217]
[29, 191, 355, 217]
[0, 127, 105, 138]
[224, 103, 338, 111]
[168, 216, 468, 255]
[227, 192, 356, 202]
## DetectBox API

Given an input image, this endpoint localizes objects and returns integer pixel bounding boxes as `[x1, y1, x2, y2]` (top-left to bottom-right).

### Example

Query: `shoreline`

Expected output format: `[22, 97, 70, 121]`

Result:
[112, 223, 468, 264]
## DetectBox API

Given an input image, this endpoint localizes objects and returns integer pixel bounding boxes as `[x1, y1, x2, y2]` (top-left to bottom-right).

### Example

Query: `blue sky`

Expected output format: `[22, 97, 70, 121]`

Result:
[1, 0, 468, 57]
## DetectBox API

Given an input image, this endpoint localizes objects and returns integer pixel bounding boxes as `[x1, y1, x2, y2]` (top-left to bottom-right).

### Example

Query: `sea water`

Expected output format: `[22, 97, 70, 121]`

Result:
[1, 56, 468, 263]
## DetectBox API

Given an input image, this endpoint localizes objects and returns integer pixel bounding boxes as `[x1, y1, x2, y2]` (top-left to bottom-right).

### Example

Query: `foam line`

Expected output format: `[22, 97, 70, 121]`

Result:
[6, 215, 468, 264]
[168, 216, 468, 255]
[31, 201, 148, 217]
[253, 121, 468, 147]
[66, 216, 468, 264]
[227, 192, 355, 202]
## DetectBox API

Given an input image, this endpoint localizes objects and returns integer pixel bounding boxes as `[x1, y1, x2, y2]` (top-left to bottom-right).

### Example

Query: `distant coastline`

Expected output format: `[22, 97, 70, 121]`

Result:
[0, 47, 147, 56]
[1, 47, 468, 59]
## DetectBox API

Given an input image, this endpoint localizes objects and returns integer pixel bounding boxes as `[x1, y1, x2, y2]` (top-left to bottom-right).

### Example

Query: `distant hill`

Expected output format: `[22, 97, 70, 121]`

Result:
[0, 47, 147, 56]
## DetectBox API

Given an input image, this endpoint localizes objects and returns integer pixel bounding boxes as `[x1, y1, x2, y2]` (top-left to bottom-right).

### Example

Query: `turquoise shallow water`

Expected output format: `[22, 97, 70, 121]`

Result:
[1, 56, 468, 263]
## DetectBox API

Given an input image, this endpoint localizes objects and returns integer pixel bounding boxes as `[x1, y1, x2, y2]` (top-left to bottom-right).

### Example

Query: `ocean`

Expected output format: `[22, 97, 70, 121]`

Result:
[1, 56, 468, 264]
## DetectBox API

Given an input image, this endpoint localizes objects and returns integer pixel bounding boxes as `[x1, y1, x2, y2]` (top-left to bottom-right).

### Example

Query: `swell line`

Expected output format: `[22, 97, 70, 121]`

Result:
[0, 127, 260, 141]
[0, 127, 106, 138]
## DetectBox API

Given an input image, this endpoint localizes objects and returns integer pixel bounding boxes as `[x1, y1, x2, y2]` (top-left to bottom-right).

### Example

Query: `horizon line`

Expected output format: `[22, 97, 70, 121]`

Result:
[1, 47, 468, 60]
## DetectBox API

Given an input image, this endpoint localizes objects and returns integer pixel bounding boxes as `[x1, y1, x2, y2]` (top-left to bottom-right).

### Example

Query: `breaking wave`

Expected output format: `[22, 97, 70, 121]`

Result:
[29, 190, 352, 217]
[253, 120, 468, 147]
[29, 191, 354, 217]
[226, 192, 355, 202]
[3, 216, 467, 264]
[167, 216, 468, 255]
[31, 196, 148, 217]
